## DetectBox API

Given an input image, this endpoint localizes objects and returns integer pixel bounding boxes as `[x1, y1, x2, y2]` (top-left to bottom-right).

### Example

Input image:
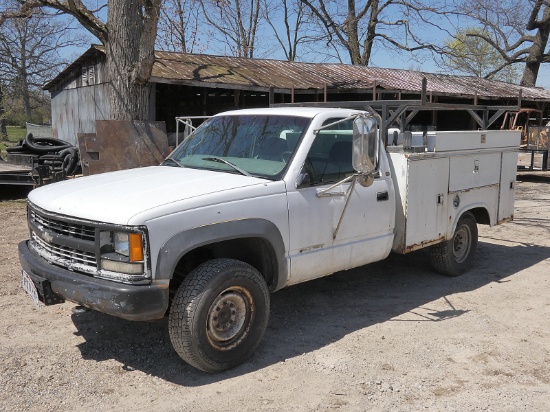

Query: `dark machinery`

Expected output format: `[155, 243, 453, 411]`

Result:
[1, 133, 80, 186]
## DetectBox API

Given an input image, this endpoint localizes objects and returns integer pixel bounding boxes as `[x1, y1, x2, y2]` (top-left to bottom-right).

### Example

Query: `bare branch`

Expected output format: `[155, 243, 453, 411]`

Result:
[1, 0, 108, 43]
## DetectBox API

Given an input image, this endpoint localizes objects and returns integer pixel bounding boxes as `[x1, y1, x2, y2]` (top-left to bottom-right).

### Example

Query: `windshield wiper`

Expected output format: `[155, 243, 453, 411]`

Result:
[161, 158, 184, 168]
[202, 157, 251, 176]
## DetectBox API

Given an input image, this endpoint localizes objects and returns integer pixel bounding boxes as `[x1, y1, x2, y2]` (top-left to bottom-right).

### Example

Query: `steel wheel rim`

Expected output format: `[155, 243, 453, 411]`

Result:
[206, 286, 255, 351]
[453, 223, 471, 263]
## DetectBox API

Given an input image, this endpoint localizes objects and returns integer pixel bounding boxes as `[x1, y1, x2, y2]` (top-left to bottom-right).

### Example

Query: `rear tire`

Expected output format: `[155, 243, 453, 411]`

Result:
[430, 212, 478, 276]
[169, 258, 270, 373]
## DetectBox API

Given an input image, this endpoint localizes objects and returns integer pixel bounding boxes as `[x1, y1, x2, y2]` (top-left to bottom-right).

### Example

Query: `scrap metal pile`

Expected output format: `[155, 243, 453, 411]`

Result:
[4, 133, 80, 185]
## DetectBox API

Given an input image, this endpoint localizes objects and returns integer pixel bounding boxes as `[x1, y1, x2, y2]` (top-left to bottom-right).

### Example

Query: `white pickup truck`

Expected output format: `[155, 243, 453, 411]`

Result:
[18, 107, 519, 372]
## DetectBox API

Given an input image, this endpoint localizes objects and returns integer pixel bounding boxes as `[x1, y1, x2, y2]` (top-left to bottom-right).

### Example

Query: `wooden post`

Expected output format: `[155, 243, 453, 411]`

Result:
[269, 87, 275, 106]
[421, 78, 427, 105]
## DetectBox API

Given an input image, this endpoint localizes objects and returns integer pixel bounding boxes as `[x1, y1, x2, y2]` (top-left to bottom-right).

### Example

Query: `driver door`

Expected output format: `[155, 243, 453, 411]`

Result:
[286, 118, 395, 285]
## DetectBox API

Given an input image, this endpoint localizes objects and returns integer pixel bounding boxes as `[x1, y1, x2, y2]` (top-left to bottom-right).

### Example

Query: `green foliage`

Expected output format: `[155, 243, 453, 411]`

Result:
[6, 126, 26, 141]
[2, 89, 51, 127]
[0, 126, 26, 157]
[445, 27, 520, 83]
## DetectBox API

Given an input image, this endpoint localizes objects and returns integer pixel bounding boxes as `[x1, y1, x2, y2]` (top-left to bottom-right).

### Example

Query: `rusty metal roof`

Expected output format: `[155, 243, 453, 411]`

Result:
[152, 51, 378, 91]
[45, 46, 550, 102]
[153, 51, 550, 101]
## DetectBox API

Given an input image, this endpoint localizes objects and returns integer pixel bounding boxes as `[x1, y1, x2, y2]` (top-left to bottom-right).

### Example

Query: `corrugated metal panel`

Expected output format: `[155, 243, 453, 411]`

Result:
[152, 52, 375, 90]
[153, 51, 550, 101]
[46, 45, 550, 102]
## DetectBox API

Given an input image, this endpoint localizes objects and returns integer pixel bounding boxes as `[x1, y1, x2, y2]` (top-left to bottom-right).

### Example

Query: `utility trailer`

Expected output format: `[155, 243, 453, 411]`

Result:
[1, 134, 80, 187]
[0, 157, 35, 186]
[0, 153, 70, 187]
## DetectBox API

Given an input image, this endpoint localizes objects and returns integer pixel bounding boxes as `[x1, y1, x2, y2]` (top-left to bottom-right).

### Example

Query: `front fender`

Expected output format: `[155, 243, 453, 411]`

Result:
[155, 218, 288, 291]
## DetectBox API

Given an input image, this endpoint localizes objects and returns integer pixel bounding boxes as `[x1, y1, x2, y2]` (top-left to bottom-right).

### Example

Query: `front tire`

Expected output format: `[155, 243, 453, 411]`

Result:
[430, 212, 478, 276]
[169, 258, 270, 373]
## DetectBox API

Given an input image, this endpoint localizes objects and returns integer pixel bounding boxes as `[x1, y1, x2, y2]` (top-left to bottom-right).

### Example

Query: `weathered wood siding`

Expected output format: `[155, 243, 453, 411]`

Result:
[51, 83, 110, 145]
[49, 51, 110, 145]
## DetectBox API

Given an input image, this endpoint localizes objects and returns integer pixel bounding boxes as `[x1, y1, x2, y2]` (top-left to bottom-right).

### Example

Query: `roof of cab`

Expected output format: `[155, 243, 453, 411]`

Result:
[216, 107, 363, 118]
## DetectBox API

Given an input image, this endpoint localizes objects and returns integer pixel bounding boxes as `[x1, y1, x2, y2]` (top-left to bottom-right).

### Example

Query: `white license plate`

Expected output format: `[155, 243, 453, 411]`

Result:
[22, 270, 41, 309]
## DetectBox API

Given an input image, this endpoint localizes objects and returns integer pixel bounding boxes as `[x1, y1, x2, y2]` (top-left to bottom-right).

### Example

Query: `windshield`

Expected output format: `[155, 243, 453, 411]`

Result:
[167, 115, 311, 179]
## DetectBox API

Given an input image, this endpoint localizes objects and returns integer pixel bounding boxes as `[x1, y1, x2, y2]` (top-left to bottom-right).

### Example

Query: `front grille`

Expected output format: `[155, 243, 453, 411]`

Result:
[31, 233, 97, 273]
[28, 204, 98, 273]
[32, 231, 96, 266]
[29, 208, 95, 241]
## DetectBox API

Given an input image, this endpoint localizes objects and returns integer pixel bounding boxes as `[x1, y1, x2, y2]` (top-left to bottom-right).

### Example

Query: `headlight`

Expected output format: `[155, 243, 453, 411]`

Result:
[114, 232, 130, 256]
[113, 232, 144, 261]
[99, 229, 148, 282]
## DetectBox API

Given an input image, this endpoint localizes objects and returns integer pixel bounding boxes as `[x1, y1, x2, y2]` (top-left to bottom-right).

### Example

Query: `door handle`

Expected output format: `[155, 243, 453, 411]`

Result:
[377, 191, 389, 201]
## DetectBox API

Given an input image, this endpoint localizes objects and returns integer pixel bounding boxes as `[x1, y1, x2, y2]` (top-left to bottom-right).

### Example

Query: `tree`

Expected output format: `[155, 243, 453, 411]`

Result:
[444, 28, 520, 82]
[298, 0, 433, 65]
[0, 83, 7, 140]
[0, 3, 86, 124]
[1, 0, 162, 121]
[261, 0, 311, 61]
[521, 0, 550, 85]
[157, 0, 204, 53]
[447, 0, 550, 87]
[199, 0, 262, 58]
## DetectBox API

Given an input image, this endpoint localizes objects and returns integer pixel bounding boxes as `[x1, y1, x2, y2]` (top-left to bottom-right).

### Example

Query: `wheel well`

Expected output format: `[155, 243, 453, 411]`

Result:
[169, 237, 277, 299]
[468, 207, 490, 225]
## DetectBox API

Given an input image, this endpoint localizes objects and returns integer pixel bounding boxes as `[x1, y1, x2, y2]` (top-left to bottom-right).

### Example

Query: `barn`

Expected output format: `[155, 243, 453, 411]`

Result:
[43, 44, 550, 145]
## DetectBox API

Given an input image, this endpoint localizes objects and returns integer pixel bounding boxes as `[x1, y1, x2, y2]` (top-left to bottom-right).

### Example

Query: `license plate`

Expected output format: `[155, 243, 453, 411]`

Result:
[22, 270, 41, 309]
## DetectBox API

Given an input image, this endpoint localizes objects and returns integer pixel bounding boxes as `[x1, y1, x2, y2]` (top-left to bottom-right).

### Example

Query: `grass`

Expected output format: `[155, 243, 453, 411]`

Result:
[1, 126, 26, 157]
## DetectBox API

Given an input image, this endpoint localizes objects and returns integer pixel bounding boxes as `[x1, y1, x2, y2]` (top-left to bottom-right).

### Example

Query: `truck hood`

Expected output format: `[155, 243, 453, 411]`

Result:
[28, 166, 270, 224]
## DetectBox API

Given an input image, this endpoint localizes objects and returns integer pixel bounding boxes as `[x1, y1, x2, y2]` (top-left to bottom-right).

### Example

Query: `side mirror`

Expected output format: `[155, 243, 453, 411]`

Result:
[352, 115, 377, 187]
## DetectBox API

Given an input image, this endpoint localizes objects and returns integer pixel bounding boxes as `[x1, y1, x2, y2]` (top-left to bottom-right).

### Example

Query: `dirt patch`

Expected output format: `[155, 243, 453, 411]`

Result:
[1, 175, 550, 411]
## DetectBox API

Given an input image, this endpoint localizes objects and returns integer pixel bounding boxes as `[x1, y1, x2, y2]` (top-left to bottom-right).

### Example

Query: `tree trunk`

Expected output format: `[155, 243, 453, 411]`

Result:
[106, 1, 160, 120]
[347, 24, 362, 64]
[345, 0, 362, 65]
[521, 5, 550, 87]
[21, 72, 31, 118]
[361, 0, 378, 66]
[520, 28, 550, 86]
[521, 60, 540, 87]
[0, 120, 6, 141]
[0, 84, 6, 141]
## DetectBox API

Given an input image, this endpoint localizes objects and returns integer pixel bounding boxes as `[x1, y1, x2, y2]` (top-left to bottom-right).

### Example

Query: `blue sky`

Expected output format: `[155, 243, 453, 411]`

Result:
[61, 1, 550, 90]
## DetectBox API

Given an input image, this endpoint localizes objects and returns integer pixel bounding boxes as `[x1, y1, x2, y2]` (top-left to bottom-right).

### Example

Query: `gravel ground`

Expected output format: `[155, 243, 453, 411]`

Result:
[1, 173, 549, 411]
